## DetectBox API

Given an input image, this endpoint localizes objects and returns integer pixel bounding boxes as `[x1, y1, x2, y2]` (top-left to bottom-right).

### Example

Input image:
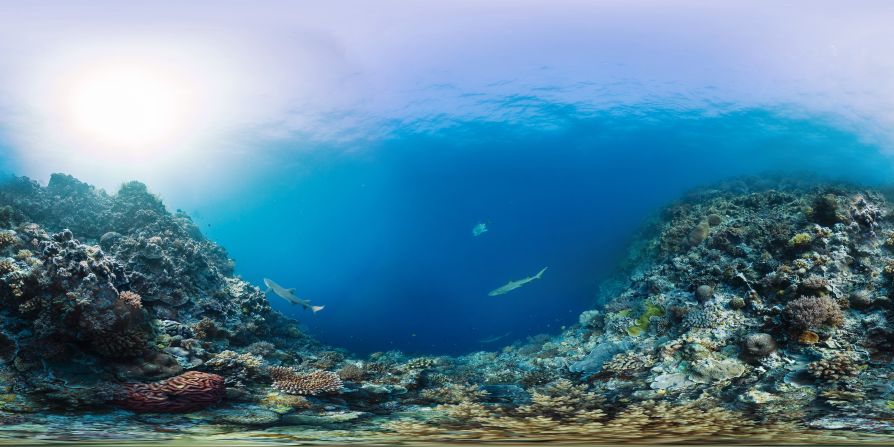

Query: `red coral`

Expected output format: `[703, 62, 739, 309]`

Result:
[113, 371, 225, 413]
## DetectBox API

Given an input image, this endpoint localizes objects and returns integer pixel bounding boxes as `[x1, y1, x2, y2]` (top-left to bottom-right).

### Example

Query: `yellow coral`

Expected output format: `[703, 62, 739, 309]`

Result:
[260, 391, 310, 413]
[788, 232, 812, 247]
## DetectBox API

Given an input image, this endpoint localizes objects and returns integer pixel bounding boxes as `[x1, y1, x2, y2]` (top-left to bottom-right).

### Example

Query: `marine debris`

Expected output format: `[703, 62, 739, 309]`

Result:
[488, 266, 548, 296]
[2, 173, 894, 444]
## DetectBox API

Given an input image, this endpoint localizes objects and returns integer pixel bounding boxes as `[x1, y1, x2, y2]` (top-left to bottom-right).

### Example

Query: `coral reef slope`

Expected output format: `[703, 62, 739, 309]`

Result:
[1, 174, 894, 444]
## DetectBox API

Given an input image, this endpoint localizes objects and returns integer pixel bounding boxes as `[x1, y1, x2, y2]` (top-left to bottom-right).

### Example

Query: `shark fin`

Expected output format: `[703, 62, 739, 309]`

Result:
[265, 287, 271, 294]
[287, 288, 296, 293]
[535, 267, 548, 279]
[312, 305, 325, 314]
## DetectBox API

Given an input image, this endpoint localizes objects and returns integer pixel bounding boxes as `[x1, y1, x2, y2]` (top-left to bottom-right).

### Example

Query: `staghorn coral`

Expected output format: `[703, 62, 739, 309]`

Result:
[268, 367, 343, 395]
[113, 371, 225, 413]
[784, 296, 844, 330]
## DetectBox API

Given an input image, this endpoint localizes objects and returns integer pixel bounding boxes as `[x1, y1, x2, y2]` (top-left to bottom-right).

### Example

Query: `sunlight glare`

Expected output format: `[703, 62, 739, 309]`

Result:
[65, 64, 190, 154]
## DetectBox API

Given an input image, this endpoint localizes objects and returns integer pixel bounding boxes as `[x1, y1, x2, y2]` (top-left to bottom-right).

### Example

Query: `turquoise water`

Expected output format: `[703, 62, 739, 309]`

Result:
[184, 106, 894, 354]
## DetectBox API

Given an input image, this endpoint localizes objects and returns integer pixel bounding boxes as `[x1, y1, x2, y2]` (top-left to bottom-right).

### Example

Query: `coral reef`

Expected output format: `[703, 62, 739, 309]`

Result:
[3, 174, 894, 444]
[113, 371, 226, 413]
[268, 367, 343, 396]
[784, 295, 844, 330]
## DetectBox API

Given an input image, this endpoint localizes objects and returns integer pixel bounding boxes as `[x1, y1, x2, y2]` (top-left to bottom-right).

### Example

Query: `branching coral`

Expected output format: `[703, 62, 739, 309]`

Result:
[259, 391, 311, 413]
[808, 355, 862, 382]
[268, 367, 343, 395]
[0, 231, 17, 249]
[337, 363, 366, 382]
[420, 384, 488, 404]
[192, 317, 221, 340]
[206, 350, 264, 380]
[404, 357, 438, 370]
[784, 296, 844, 330]
[382, 400, 825, 444]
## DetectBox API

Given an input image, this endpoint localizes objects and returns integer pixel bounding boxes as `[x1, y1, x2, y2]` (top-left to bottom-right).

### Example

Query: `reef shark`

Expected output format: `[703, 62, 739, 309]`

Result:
[478, 332, 511, 344]
[263, 278, 324, 313]
[488, 267, 548, 296]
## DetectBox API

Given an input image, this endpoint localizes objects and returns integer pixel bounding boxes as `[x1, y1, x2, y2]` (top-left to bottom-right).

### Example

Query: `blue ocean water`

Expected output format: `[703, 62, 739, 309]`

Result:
[186, 105, 894, 355]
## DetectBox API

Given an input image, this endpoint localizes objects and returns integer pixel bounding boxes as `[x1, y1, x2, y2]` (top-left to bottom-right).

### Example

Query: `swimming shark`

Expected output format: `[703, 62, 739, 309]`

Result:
[488, 267, 548, 296]
[478, 332, 511, 344]
[263, 278, 324, 313]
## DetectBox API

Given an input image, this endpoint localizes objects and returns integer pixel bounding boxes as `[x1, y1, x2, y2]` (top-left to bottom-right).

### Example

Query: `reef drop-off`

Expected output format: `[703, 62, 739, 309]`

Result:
[1, 173, 894, 444]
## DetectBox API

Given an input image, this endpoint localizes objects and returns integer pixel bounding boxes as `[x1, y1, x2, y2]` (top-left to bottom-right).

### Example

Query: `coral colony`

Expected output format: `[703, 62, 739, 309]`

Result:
[2, 173, 894, 443]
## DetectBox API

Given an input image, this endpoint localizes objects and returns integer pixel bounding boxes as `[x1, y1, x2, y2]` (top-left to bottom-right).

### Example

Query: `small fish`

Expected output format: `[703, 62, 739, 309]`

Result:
[488, 267, 548, 296]
[478, 332, 511, 344]
[472, 222, 488, 237]
[263, 278, 324, 313]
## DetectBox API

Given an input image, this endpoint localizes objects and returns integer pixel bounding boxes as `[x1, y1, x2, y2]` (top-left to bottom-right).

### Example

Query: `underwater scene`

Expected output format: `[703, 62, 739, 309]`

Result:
[4, 1, 894, 445]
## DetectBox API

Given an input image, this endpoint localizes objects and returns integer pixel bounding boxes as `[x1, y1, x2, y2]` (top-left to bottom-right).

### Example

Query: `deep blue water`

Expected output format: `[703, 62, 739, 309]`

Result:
[186, 106, 894, 355]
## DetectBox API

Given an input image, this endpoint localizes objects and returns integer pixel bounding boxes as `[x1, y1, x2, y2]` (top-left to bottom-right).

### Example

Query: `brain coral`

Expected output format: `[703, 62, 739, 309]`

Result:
[268, 367, 343, 396]
[113, 371, 225, 413]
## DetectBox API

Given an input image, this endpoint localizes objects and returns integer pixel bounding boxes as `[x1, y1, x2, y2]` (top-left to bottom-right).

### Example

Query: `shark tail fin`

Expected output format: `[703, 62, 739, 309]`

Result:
[535, 267, 548, 279]
[312, 305, 325, 314]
